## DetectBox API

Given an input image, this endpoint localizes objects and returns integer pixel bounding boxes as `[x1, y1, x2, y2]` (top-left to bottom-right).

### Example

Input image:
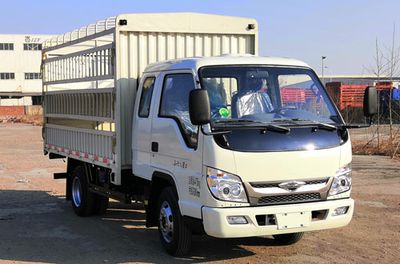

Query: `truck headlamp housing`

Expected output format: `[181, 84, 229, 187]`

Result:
[206, 167, 248, 203]
[329, 164, 352, 196]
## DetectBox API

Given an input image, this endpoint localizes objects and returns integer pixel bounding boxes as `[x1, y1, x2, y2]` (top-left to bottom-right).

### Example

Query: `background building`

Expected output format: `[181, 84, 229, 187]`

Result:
[321, 75, 400, 86]
[0, 34, 54, 106]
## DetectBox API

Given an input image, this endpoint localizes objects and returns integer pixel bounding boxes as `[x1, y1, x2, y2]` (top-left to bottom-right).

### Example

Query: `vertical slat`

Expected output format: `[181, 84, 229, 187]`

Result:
[82, 53, 86, 78]
[212, 35, 220, 56]
[230, 35, 238, 54]
[203, 35, 211, 57]
[166, 33, 175, 59]
[184, 34, 193, 58]
[194, 34, 202, 57]
[73, 56, 76, 79]
[175, 33, 184, 58]
[221, 35, 230, 54]
[148, 32, 157, 64]
[157, 33, 166, 61]
[138, 32, 148, 75]
[95, 50, 99, 78]
[99, 50, 103, 76]
[108, 48, 112, 76]
[238, 36, 246, 54]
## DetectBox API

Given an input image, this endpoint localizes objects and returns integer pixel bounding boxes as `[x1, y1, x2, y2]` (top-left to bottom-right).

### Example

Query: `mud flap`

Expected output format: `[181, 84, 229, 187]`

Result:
[66, 172, 72, 201]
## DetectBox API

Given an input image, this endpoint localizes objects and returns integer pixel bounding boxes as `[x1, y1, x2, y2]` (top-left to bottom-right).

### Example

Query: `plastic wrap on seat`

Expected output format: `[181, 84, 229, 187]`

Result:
[235, 92, 274, 118]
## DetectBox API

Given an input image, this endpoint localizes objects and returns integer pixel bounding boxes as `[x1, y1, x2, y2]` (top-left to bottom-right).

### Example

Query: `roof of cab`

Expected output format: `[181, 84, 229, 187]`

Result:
[143, 55, 311, 73]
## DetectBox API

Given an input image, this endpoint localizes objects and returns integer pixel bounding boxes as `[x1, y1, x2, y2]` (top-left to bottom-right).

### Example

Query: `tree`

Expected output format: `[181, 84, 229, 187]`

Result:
[366, 24, 400, 158]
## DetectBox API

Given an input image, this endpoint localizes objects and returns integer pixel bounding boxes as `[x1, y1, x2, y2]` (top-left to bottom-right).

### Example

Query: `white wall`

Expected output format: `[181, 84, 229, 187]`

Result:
[0, 97, 32, 106]
[0, 34, 55, 105]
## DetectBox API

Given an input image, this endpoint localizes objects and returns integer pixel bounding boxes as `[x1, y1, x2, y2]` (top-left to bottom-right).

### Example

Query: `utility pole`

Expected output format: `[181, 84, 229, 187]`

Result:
[321, 56, 327, 85]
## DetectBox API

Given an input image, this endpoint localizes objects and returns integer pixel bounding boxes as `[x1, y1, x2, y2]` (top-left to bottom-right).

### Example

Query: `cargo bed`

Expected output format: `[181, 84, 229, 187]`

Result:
[42, 13, 258, 184]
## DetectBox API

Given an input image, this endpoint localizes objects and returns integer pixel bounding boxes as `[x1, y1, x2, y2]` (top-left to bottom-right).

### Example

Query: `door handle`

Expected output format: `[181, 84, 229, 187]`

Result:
[151, 142, 159, 152]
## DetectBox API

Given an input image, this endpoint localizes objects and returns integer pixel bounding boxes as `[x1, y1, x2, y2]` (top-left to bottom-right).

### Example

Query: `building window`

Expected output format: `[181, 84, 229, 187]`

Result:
[0, 73, 15, 80]
[23, 43, 42, 51]
[32, 96, 43, 105]
[25, 73, 42, 80]
[0, 43, 14, 50]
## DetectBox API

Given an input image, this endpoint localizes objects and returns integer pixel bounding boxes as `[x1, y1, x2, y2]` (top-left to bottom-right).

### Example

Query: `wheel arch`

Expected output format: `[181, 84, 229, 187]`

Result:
[146, 171, 179, 227]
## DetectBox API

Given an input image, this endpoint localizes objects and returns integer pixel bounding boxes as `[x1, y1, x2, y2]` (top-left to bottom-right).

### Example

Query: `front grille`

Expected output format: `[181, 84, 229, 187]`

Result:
[250, 178, 328, 188]
[257, 193, 321, 205]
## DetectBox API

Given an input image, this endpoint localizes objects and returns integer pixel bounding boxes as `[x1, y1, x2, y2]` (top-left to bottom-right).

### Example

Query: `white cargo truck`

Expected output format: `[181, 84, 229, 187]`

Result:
[42, 13, 377, 256]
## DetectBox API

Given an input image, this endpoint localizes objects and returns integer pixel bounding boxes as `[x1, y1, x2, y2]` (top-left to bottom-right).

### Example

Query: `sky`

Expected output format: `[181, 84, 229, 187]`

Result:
[1, 0, 400, 75]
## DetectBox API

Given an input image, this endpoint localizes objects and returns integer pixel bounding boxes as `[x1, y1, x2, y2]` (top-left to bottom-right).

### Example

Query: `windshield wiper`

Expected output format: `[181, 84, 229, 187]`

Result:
[213, 119, 256, 125]
[213, 119, 290, 133]
[263, 124, 291, 133]
[288, 119, 337, 131]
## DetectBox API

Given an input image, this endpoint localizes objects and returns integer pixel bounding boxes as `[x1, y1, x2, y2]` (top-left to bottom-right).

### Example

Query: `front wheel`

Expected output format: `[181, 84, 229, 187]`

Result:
[157, 187, 192, 256]
[273, 232, 304, 245]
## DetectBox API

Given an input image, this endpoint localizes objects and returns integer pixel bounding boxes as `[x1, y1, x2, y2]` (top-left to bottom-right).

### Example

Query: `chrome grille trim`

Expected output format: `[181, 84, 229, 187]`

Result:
[244, 177, 332, 206]
[250, 178, 329, 189]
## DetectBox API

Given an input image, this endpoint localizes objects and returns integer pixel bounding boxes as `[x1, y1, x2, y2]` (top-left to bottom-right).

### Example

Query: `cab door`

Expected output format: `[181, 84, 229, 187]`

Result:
[132, 73, 158, 179]
[150, 71, 203, 218]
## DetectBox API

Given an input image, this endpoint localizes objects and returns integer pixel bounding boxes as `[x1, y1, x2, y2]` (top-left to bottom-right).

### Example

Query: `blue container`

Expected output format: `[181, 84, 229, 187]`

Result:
[393, 88, 400, 101]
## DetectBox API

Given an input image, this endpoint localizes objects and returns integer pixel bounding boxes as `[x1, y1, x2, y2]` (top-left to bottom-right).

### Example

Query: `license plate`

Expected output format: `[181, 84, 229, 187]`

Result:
[276, 211, 311, 230]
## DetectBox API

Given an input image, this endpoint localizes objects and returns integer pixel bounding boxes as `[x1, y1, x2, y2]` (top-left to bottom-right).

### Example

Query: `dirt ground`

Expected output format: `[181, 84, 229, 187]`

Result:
[0, 123, 399, 264]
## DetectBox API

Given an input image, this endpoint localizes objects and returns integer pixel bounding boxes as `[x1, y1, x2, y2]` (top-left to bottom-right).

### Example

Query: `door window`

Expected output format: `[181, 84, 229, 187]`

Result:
[138, 77, 156, 117]
[159, 73, 198, 148]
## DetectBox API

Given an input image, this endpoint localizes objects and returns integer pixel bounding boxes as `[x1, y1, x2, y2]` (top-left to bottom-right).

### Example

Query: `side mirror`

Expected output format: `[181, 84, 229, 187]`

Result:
[363, 86, 378, 118]
[189, 89, 211, 126]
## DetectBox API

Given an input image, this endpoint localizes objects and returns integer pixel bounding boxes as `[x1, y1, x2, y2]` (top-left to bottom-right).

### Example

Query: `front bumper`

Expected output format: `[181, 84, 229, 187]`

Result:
[202, 198, 354, 238]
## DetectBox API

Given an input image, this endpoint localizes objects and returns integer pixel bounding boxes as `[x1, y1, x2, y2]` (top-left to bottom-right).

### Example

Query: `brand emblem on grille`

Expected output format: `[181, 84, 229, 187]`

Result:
[278, 181, 306, 191]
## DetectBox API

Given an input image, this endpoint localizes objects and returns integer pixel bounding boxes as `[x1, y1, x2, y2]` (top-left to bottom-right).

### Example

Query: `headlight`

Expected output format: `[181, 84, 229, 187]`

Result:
[329, 164, 352, 196]
[206, 167, 248, 203]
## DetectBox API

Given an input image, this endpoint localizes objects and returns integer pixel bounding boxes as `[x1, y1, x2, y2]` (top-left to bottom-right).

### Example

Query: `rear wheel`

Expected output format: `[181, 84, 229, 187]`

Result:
[273, 232, 304, 245]
[157, 187, 192, 256]
[71, 166, 95, 216]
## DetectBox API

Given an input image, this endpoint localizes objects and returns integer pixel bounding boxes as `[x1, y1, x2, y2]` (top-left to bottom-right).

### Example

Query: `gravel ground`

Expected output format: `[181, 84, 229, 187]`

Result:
[0, 123, 399, 264]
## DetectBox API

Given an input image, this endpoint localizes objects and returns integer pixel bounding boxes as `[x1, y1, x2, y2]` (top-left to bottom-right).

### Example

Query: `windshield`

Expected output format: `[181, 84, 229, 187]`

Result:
[199, 66, 340, 126]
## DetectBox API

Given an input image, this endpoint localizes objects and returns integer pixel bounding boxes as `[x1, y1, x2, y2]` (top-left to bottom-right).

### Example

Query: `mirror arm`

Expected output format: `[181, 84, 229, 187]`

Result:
[342, 114, 376, 129]
[342, 118, 373, 129]
[342, 124, 370, 129]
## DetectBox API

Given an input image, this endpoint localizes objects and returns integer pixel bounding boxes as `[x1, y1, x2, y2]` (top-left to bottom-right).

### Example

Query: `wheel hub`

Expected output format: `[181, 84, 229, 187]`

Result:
[72, 177, 82, 207]
[159, 201, 174, 243]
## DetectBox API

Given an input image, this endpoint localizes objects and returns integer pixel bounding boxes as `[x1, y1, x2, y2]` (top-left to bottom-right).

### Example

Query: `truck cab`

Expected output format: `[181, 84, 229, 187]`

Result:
[131, 55, 359, 251]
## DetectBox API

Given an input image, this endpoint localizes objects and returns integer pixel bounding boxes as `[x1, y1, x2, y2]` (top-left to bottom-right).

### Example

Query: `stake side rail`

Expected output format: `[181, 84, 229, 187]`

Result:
[42, 26, 118, 177]
[44, 124, 116, 170]
[43, 43, 115, 85]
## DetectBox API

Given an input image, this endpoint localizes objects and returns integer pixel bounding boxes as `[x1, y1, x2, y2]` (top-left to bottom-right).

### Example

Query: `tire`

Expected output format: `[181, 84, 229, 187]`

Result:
[273, 232, 304, 245]
[70, 165, 96, 216]
[157, 187, 192, 256]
